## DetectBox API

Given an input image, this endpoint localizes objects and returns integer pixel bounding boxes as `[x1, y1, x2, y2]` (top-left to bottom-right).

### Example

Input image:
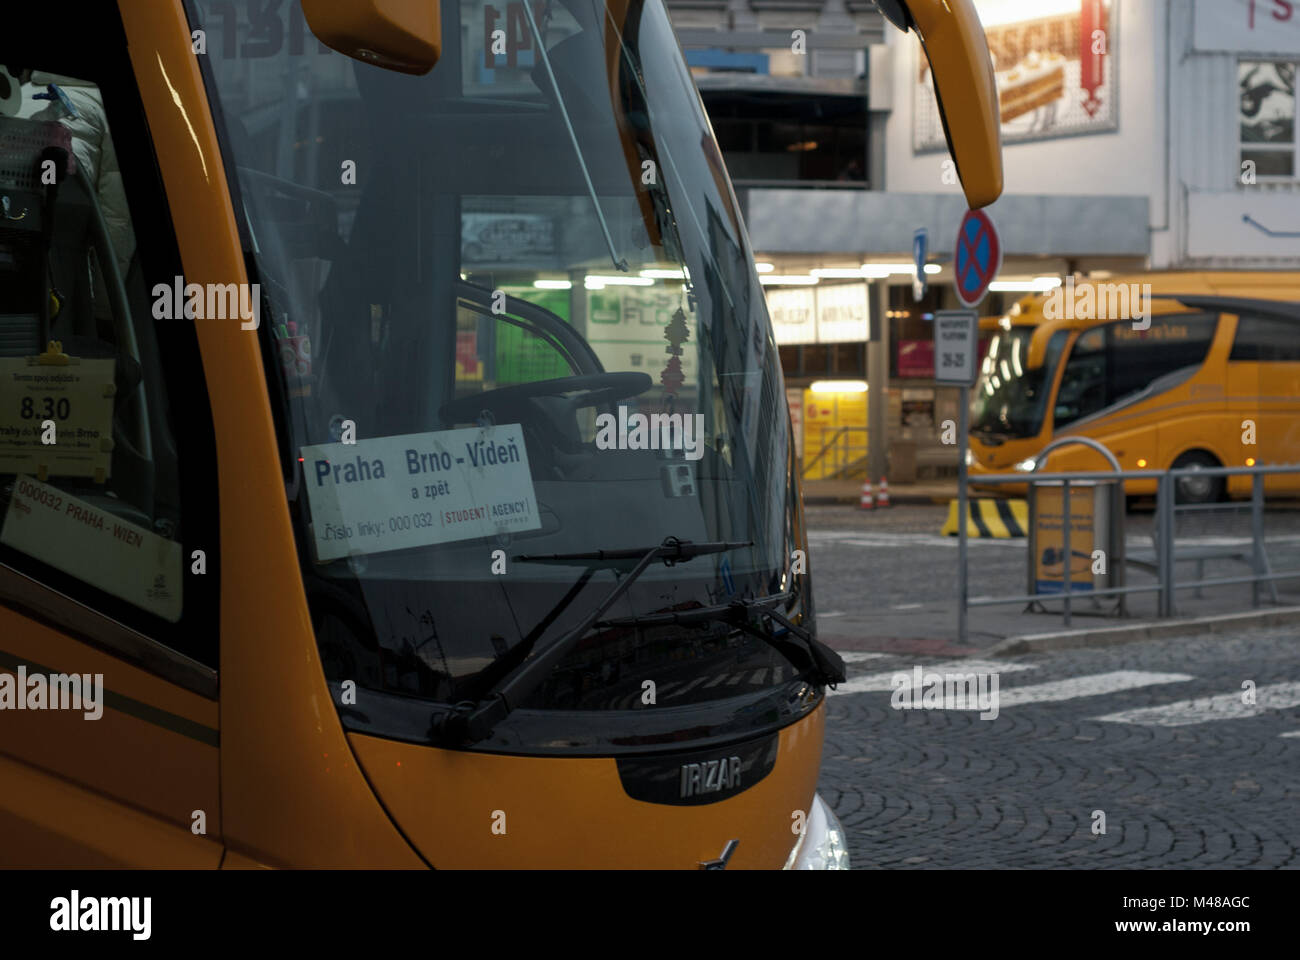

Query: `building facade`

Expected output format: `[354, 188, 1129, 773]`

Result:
[670, 0, 1300, 480]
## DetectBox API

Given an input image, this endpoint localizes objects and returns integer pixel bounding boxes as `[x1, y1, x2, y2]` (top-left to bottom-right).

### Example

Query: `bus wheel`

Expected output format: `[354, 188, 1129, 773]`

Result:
[1171, 451, 1224, 504]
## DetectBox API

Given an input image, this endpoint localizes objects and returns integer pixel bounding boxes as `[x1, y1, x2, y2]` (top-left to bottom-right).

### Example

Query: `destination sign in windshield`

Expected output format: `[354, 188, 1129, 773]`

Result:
[300, 424, 541, 561]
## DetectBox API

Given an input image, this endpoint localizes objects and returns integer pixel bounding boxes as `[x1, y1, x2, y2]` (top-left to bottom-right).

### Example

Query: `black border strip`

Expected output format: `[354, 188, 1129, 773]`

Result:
[0, 563, 217, 699]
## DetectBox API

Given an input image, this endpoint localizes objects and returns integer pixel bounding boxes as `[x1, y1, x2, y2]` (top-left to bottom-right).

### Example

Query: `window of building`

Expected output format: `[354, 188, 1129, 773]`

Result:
[0, 17, 220, 670]
[697, 91, 867, 184]
[1240, 60, 1296, 179]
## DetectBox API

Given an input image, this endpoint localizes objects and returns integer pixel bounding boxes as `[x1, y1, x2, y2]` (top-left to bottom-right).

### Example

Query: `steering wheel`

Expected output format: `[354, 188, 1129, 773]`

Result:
[440, 372, 652, 424]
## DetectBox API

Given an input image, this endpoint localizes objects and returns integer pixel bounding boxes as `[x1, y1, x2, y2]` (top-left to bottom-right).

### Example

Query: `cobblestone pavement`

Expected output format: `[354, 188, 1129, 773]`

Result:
[817, 625, 1300, 868]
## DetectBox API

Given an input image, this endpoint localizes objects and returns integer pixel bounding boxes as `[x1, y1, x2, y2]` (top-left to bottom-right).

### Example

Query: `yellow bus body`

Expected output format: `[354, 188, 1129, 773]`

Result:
[969, 272, 1300, 499]
[0, 0, 999, 868]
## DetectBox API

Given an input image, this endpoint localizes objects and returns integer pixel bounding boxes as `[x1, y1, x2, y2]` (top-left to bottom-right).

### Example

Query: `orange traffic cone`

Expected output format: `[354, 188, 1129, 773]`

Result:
[859, 480, 874, 510]
[876, 476, 891, 508]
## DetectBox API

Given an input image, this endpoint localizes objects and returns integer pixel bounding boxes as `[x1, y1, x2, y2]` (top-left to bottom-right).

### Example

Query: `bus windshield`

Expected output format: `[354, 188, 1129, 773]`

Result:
[971, 328, 1065, 439]
[194, 0, 801, 729]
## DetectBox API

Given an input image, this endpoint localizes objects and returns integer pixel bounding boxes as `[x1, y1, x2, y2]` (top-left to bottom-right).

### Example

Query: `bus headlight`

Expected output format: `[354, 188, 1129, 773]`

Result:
[1013, 458, 1038, 472]
[784, 792, 850, 869]
[965, 449, 977, 467]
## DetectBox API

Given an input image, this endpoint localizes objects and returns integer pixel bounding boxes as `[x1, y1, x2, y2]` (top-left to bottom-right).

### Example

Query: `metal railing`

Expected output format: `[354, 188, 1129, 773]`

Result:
[802, 426, 867, 480]
[957, 461, 1300, 642]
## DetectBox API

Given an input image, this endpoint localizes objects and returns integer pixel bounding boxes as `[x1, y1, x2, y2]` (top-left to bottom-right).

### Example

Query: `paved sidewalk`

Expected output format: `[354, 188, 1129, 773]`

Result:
[803, 477, 957, 505]
[807, 502, 1300, 657]
[817, 596, 1300, 658]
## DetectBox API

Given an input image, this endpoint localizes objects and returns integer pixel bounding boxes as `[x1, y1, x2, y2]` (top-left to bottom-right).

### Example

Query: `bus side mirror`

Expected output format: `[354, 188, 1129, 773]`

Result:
[301, 0, 442, 75]
[881, 0, 1003, 209]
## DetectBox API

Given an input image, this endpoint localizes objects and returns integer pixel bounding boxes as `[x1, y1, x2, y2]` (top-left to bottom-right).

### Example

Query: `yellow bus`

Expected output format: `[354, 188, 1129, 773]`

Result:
[968, 272, 1300, 503]
[0, 0, 1000, 867]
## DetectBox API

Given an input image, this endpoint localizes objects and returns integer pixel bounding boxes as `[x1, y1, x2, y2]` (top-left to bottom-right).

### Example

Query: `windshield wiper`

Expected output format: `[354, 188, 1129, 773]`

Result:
[428, 537, 750, 746]
[596, 595, 846, 689]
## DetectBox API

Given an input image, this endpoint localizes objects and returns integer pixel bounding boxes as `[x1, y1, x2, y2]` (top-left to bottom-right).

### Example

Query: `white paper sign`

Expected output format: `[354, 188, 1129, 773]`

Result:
[766, 288, 816, 345]
[815, 283, 870, 344]
[933, 310, 978, 386]
[1, 476, 182, 621]
[0, 357, 116, 480]
[300, 424, 542, 562]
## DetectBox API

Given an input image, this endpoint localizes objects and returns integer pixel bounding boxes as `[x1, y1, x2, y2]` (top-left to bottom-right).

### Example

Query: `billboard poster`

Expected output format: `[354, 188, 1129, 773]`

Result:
[914, 0, 1118, 151]
[897, 339, 935, 378]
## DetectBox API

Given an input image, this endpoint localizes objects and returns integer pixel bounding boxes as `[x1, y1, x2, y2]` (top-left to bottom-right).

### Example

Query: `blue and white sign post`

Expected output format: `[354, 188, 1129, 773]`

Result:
[948, 207, 1001, 643]
[953, 209, 1001, 308]
[935, 309, 979, 645]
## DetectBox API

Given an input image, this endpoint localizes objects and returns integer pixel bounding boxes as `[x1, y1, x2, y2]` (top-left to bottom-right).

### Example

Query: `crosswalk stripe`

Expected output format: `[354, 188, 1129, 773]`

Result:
[1282, 731, 1300, 739]
[828, 659, 1036, 696]
[995, 671, 1194, 708]
[807, 531, 1021, 548]
[1092, 681, 1300, 727]
[838, 652, 889, 663]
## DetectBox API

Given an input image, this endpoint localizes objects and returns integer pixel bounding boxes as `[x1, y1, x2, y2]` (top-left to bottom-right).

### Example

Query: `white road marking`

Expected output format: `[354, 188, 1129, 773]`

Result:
[1281, 731, 1300, 739]
[1093, 681, 1300, 727]
[997, 671, 1194, 708]
[819, 610, 846, 618]
[807, 531, 1021, 549]
[891, 603, 924, 610]
[675, 676, 708, 696]
[838, 652, 888, 663]
[848, 537, 1020, 550]
[750, 669, 768, 684]
[703, 674, 729, 688]
[828, 659, 1036, 696]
